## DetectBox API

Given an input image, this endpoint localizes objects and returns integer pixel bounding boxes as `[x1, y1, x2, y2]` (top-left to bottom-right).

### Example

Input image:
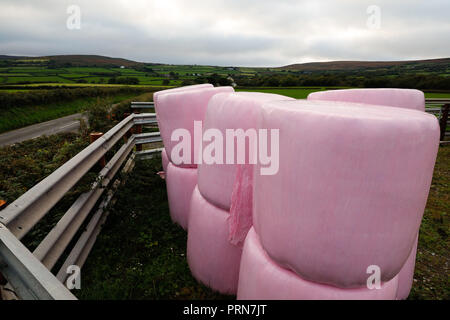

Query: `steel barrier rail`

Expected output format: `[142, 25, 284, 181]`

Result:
[134, 132, 163, 145]
[0, 113, 159, 299]
[33, 136, 138, 270]
[131, 101, 154, 110]
[57, 155, 137, 284]
[425, 98, 450, 104]
[0, 224, 76, 300]
[0, 115, 137, 239]
[425, 99, 449, 142]
[0, 114, 157, 240]
[133, 113, 158, 126]
[135, 148, 164, 160]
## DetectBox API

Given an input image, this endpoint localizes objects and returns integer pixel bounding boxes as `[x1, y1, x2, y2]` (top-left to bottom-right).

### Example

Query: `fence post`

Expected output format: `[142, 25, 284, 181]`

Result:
[123, 113, 131, 143]
[440, 104, 449, 141]
[90, 132, 106, 168]
[132, 109, 143, 152]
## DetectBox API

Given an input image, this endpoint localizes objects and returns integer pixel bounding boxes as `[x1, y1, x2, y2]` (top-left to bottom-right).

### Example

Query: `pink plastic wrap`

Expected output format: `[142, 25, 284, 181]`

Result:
[228, 163, 254, 246]
[156, 87, 234, 168]
[187, 186, 243, 294]
[396, 235, 418, 300]
[309, 88, 426, 298]
[198, 92, 294, 210]
[237, 228, 399, 300]
[165, 162, 198, 230]
[253, 99, 440, 288]
[161, 147, 169, 173]
[308, 88, 425, 111]
[153, 84, 213, 105]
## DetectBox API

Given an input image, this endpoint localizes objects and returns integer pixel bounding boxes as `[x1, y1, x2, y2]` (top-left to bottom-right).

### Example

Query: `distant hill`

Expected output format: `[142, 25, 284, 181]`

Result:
[279, 58, 450, 71]
[44, 55, 144, 67]
[0, 54, 145, 67]
[0, 55, 27, 60]
[2, 54, 449, 71]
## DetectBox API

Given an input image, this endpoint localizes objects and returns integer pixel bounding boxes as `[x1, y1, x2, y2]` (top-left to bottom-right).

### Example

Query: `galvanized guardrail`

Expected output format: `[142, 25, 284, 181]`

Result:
[131, 101, 154, 111]
[0, 113, 161, 300]
[425, 99, 450, 143]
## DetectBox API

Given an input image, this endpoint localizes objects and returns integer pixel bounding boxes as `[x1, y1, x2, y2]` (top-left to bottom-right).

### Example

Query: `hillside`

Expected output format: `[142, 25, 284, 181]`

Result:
[279, 58, 450, 71]
[0, 54, 145, 67]
[45, 55, 144, 67]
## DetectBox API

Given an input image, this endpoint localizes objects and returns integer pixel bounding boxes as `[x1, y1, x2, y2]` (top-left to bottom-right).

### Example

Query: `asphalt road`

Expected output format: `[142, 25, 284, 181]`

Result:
[0, 113, 85, 146]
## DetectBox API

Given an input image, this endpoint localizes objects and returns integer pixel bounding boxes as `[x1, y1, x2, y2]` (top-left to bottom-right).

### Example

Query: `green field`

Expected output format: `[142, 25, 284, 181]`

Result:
[1, 55, 449, 93]
[237, 87, 344, 99]
[0, 64, 251, 86]
[237, 87, 450, 99]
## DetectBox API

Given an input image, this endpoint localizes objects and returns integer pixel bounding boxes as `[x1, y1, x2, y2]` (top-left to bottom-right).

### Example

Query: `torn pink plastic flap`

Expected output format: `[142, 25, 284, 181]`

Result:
[228, 163, 254, 246]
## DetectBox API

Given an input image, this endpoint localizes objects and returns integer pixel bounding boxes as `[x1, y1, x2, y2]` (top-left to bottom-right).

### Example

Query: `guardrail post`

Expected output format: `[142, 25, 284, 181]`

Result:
[440, 104, 449, 141]
[132, 110, 143, 151]
[90, 133, 106, 168]
[123, 113, 131, 143]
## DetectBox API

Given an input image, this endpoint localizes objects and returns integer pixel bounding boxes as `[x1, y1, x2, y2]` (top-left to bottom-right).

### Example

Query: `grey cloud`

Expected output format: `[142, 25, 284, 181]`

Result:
[0, 0, 448, 66]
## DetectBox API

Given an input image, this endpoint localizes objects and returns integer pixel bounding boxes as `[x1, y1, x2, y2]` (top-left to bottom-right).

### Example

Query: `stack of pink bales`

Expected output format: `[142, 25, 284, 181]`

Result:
[155, 84, 234, 229]
[154, 86, 440, 299]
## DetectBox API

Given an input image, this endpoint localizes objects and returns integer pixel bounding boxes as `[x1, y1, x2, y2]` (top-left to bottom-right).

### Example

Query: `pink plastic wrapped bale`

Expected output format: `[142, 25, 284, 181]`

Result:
[308, 88, 425, 111]
[187, 186, 243, 294]
[197, 92, 294, 246]
[165, 162, 198, 230]
[161, 147, 169, 173]
[252, 99, 440, 289]
[237, 228, 399, 300]
[153, 84, 213, 105]
[308, 88, 425, 298]
[396, 236, 418, 300]
[156, 87, 234, 168]
[198, 92, 294, 210]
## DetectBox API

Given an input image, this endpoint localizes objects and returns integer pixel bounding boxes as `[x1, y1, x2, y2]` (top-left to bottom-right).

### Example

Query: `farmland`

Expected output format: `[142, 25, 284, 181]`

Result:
[0, 54, 449, 136]
[0, 62, 249, 87]
[1, 55, 449, 90]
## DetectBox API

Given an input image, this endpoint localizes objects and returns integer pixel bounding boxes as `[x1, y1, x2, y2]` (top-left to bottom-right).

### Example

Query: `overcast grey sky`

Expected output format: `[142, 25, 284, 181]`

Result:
[0, 0, 449, 67]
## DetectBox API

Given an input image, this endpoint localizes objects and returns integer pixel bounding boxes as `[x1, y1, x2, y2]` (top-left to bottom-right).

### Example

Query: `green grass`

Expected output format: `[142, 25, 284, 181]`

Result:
[424, 92, 450, 98]
[237, 87, 450, 99]
[409, 145, 450, 300]
[236, 87, 331, 99]
[76, 156, 232, 300]
[0, 92, 146, 134]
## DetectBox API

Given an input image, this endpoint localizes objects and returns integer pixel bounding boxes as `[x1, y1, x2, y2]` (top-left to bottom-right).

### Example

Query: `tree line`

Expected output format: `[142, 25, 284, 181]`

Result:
[0, 86, 150, 111]
[182, 73, 450, 90]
